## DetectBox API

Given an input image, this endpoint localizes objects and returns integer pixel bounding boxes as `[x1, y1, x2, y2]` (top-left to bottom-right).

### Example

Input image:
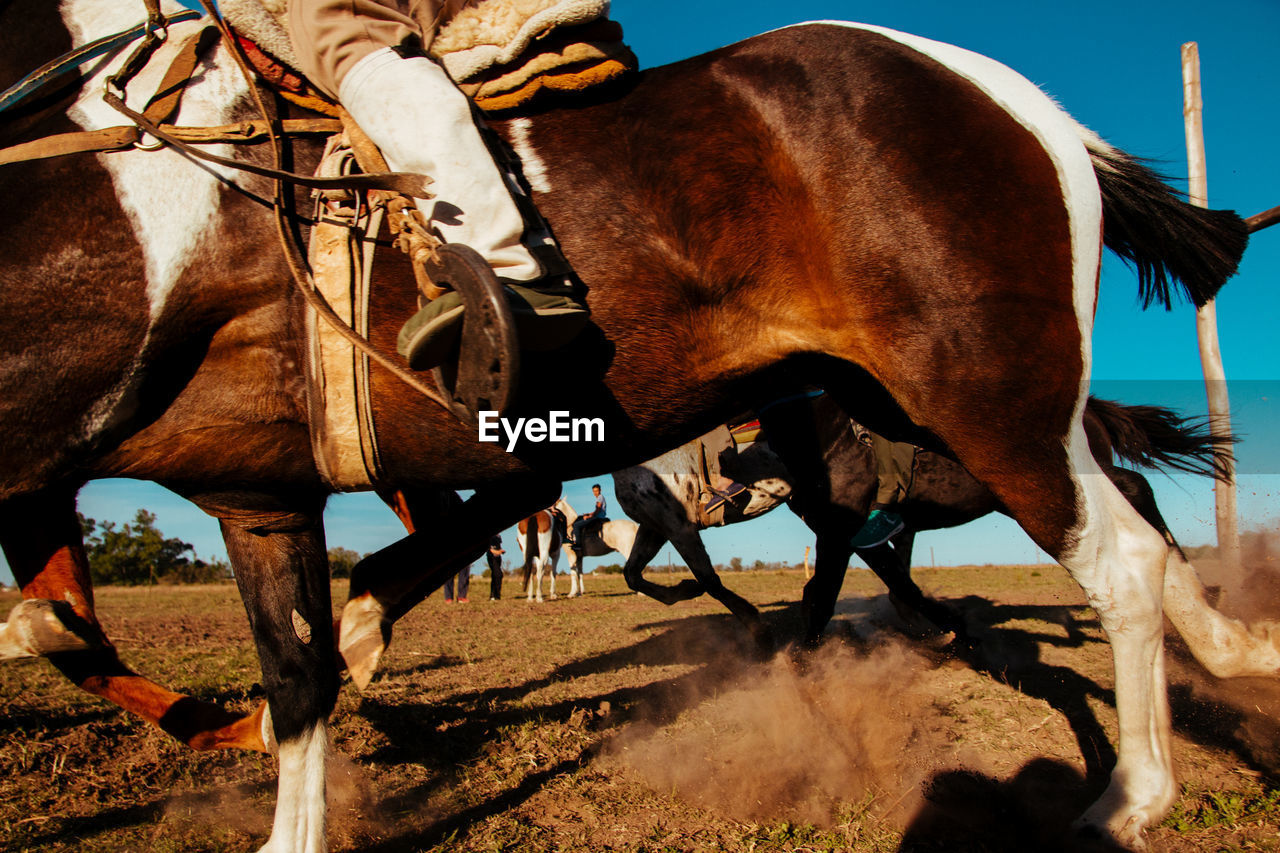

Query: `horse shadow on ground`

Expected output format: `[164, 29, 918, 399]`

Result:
[833, 593, 1280, 851]
[16, 589, 1276, 850]
[896, 758, 1126, 853]
[0, 701, 122, 736]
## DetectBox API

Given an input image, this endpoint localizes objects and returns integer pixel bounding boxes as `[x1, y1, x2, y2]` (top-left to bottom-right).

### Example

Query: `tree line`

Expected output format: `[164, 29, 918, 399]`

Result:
[76, 510, 376, 586]
[78, 510, 230, 586]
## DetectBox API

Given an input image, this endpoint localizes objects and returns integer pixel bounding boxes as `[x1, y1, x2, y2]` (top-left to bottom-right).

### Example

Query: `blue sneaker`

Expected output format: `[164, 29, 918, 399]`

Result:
[850, 509, 905, 549]
[702, 482, 748, 514]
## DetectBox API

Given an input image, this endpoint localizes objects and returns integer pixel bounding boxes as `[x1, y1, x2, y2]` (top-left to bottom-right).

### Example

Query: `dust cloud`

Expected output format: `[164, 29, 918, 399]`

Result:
[1214, 527, 1280, 625]
[604, 637, 972, 828]
[1173, 526, 1280, 774]
[162, 749, 378, 845]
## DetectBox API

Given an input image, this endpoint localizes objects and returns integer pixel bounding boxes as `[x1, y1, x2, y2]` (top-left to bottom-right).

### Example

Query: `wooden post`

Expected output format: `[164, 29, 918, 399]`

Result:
[1181, 42, 1242, 576]
[803, 545, 812, 580]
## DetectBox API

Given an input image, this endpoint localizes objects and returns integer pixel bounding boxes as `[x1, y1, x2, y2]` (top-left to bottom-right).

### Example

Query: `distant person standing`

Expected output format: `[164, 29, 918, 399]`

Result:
[443, 563, 470, 604]
[486, 535, 505, 601]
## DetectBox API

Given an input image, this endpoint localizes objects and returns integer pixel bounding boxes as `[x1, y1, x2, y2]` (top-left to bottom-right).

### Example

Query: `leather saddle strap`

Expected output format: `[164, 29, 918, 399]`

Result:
[0, 119, 342, 168]
[103, 85, 430, 196]
[0, 22, 214, 167]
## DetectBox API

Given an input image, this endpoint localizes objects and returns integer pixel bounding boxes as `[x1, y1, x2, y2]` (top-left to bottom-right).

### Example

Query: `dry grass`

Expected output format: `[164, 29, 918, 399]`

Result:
[0, 566, 1278, 852]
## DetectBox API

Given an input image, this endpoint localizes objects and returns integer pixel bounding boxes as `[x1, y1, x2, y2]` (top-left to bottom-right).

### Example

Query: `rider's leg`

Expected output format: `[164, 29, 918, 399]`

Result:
[849, 433, 913, 548]
[289, 0, 587, 367]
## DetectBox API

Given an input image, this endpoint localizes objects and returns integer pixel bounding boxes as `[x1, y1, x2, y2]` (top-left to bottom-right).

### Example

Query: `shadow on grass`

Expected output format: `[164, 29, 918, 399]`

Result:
[354, 586, 1280, 850]
[12, 800, 168, 850]
[898, 758, 1123, 853]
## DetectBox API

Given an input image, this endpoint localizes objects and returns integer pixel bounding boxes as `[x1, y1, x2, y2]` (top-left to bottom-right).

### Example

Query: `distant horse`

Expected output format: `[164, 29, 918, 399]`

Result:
[554, 496, 638, 591]
[2, 4, 1263, 848]
[517, 508, 564, 602]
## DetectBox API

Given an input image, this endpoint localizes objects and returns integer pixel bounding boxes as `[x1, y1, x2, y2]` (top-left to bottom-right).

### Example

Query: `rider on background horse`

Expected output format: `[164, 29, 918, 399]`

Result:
[288, 0, 590, 368]
[570, 482, 606, 555]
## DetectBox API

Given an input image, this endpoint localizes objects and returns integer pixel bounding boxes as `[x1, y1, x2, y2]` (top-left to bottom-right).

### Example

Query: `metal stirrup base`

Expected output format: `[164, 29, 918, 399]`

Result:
[421, 244, 520, 426]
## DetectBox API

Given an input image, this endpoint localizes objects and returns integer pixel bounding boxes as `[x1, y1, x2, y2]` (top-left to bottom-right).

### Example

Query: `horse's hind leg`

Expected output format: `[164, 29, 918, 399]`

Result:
[543, 533, 559, 600]
[221, 506, 335, 853]
[801, 532, 852, 646]
[531, 556, 545, 602]
[0, 488, 269, 751]
[858, 538, 971, 644]
[941, 420, 1175, 844]
[1108, 467, 1280, 678]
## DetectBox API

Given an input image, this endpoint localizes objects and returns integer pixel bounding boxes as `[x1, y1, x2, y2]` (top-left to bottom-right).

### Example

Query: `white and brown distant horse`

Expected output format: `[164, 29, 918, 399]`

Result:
[554, 496, 637, 594]
[516, 508, 563, 602]
[1, 1, 1264, 849]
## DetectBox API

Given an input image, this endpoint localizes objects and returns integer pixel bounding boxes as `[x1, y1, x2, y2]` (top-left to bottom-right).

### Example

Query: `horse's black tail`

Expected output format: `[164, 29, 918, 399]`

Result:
[1085, 140, 1248, 309]
[1085, 395, 1235, 481]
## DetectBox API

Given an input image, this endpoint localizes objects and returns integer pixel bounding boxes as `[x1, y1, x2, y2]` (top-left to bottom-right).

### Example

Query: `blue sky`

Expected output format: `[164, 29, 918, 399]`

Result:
[5, 0, 1276, 584]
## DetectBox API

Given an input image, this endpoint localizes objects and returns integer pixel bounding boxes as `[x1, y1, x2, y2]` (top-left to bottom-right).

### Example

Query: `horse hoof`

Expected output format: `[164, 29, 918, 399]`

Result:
[0, 599, 100, 660]
[338, 595, 390, 692]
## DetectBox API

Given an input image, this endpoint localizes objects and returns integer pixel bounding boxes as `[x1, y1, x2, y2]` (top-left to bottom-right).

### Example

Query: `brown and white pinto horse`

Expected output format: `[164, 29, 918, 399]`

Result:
[0, 0, 1257, 848]
[516, 508, 564, 602]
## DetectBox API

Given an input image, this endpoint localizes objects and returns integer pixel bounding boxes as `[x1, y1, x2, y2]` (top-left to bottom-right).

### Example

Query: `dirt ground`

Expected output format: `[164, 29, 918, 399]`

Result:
[1, 565, 1278, 852]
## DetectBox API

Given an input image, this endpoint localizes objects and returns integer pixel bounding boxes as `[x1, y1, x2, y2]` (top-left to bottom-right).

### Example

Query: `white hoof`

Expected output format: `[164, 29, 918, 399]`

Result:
[0, 599, 98, 660]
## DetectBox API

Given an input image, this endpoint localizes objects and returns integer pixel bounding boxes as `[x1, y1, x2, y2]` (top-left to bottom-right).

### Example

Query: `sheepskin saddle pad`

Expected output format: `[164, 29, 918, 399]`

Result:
[219, 0, 636, 112]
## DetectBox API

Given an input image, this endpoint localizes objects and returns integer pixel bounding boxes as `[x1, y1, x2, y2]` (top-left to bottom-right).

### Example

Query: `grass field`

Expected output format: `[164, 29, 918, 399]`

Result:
[1, 566, 1278, 852]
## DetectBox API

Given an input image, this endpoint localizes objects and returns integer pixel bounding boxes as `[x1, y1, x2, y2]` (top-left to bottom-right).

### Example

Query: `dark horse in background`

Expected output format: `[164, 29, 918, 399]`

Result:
[611, 391, 1265, 672]
[0, 1, 1266, 849]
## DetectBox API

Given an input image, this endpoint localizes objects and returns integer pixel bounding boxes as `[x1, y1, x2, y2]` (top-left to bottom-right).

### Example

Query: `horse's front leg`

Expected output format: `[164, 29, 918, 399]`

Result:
[0, 487, 270, 751]
[622, 524, 705, 604]
[221, 506, 335, 853]
[342, 481, 558, 687]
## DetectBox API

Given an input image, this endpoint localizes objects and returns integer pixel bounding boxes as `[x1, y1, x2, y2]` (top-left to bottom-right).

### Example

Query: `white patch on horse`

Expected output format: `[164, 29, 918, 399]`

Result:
[61, 0, 247, 320]
[261, 722, 328, 853]
[790, 24, 1177, 839]
[507, 117, 552, 194]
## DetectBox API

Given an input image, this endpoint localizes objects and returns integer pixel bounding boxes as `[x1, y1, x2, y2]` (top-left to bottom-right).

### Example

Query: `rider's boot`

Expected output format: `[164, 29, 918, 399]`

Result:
[339, 47, 588, 369]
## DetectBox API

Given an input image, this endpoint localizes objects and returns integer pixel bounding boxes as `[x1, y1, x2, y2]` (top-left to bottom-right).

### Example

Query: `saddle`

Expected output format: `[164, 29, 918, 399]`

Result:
[221, 0, 636, 114]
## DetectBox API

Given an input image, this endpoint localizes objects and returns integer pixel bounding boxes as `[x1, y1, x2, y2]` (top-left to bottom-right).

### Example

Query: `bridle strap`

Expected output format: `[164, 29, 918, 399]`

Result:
[0, 9, 202, 114]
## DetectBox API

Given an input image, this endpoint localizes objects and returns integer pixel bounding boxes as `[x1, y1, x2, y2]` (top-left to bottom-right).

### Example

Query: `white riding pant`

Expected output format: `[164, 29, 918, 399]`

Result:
[338, 48, 542, 282]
